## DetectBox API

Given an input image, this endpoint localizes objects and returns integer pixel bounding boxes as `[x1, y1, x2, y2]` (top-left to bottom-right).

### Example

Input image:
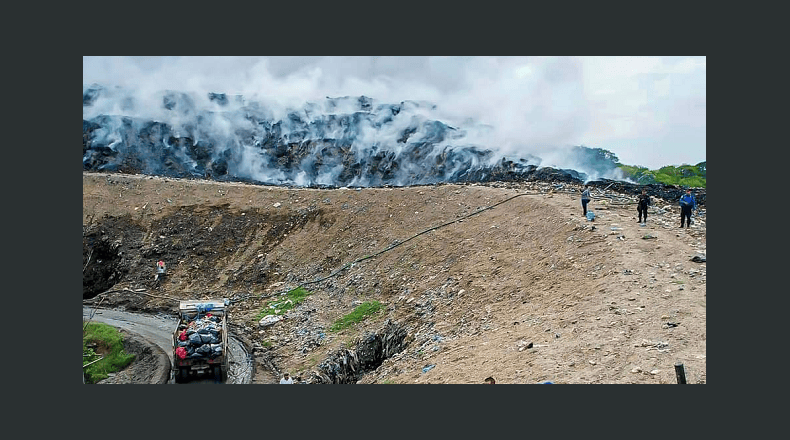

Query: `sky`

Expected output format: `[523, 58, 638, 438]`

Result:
[83, 56, 706, 170]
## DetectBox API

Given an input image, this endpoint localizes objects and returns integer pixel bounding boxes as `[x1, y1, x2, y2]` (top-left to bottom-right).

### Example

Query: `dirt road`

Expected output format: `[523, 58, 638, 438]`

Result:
[83, 306, 254, 384]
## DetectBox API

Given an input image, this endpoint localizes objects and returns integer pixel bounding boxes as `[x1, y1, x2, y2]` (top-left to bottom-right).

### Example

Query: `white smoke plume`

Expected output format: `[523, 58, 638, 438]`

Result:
[83, 56, 706, 183]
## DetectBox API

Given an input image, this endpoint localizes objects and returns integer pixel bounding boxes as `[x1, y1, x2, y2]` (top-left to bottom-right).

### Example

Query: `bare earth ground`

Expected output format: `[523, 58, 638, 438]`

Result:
[83, 172, 706, 384]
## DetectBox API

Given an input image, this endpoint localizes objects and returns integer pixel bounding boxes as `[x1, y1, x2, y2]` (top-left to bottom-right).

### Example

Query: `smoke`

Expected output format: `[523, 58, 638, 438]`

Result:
[83, 56, 706, 181]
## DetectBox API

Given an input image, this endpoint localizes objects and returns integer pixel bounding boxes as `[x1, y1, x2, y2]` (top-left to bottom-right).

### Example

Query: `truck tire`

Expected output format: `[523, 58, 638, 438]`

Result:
[213, 365, 222, 383]
[175, 367, 189, 383]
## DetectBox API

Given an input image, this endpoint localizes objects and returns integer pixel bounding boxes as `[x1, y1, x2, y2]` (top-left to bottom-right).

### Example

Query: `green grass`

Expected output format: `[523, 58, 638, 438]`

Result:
[255, 287, 312, 321]
[83, 322, 136, 384]
[330, 301, 384, 332]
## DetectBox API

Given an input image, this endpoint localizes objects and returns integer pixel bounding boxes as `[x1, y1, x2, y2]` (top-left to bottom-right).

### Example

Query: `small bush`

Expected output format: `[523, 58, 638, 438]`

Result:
[330, 301, 384, 332]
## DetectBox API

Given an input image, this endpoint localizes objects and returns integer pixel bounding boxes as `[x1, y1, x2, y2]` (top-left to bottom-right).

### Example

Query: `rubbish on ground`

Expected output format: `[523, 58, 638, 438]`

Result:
[259, 314, 283, 328]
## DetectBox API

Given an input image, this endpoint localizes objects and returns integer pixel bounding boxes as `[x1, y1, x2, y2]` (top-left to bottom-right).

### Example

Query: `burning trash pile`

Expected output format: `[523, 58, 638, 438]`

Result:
[82, 89, 603, 188]
[175, 313, 224, 360]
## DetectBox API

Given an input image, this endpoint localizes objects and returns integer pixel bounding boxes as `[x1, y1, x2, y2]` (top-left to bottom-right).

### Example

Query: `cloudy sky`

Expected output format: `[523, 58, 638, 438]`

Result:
[83, 56, 706, 169]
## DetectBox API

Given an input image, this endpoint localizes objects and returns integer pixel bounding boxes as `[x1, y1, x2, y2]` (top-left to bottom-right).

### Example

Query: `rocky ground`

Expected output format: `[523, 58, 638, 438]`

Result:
[83, 171, 706, 384]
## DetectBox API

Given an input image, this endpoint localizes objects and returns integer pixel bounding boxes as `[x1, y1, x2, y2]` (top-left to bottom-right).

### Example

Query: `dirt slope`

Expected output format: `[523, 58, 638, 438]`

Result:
[83, 172, 706, 384]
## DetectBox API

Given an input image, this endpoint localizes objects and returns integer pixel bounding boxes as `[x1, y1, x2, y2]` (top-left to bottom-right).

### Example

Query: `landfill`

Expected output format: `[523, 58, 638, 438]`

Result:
[307, 320, 409, 384]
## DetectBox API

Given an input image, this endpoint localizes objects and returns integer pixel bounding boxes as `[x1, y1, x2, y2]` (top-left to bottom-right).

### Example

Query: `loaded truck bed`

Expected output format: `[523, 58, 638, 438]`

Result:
[172, 299, 229, 383]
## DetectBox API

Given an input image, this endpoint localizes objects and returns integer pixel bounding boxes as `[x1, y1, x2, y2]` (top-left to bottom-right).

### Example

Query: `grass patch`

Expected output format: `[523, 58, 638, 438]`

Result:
[255, 287, 312, 321]
[83, 322, 136, 384]
[329, 301, 384, 333]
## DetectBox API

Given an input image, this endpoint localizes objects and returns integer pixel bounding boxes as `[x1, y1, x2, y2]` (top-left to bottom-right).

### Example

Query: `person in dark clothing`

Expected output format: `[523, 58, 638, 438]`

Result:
[581, 186, 591, 216]
[637, 189, 651, 223]
[679, 189, 697, 228]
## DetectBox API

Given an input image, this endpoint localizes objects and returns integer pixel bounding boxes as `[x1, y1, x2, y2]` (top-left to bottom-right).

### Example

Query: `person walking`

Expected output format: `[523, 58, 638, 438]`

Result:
[155, 260, 166, 282]
[581, 185, 591, 216]
[637, 189, 651, 223]
[679, 189, 697, 228]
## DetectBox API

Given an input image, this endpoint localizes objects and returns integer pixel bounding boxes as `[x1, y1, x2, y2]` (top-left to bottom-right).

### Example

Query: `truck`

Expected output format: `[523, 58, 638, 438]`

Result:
[172, 299, 229, 383]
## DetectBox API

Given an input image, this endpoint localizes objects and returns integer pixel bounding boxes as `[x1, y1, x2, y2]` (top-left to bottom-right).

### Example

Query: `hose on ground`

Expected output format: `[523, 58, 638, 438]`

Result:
[227, 190, 537, 305]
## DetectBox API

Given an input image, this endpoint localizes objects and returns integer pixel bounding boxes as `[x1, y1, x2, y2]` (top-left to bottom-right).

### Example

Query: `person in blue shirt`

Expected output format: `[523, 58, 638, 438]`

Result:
[679, 189, 697, 228]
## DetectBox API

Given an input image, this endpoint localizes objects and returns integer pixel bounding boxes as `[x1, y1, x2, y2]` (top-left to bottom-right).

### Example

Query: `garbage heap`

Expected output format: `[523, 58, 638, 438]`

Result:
[175, 314, 223, 360]
[308, 320, 409, 384]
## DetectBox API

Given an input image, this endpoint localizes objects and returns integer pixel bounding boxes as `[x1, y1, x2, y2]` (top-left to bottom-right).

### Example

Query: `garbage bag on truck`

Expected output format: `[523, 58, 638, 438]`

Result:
[200, 333, 219, 344]
[188, 333, 203, 346]
[210, 344, 223, 357]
